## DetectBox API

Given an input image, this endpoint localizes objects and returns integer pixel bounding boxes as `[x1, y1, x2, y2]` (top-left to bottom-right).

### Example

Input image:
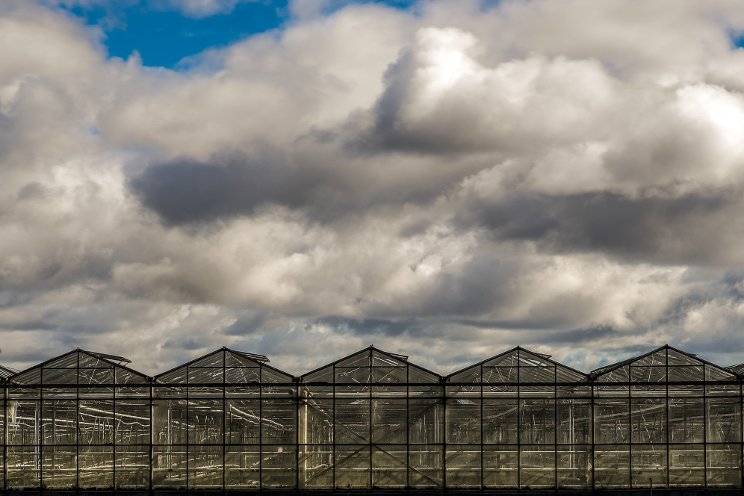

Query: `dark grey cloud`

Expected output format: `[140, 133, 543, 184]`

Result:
[130, 153, 318, 225]
[459, 190, 737, 265]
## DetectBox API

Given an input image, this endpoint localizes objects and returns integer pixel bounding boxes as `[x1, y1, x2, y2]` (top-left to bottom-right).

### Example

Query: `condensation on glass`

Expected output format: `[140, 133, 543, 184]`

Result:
[1, 345, 743, 491]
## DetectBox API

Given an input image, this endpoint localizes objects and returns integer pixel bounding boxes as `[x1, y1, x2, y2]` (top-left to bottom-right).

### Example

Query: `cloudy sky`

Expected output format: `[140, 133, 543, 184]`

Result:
[3, 0, 744, 376]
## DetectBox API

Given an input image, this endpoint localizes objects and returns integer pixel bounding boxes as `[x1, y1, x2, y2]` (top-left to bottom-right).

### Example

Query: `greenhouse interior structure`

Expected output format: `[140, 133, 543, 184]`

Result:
[1, 345, 744, 494]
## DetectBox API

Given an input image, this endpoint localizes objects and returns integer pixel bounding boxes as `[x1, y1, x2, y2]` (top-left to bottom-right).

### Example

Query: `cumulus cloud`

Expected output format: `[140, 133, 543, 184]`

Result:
[3, 0, 744, 375]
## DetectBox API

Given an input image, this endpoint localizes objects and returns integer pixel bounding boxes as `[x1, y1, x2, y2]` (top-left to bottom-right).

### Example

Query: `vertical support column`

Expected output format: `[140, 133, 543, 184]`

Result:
[149, 378, 153, 494]
[590, 374, 595, 492]
[479, 364, 483, 492]
[703, 366, 708, 489]
[222, 355, 226, 495]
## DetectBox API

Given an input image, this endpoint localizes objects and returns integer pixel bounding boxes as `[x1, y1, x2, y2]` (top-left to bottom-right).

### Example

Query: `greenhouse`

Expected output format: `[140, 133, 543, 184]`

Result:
[0, 345, 743, 493]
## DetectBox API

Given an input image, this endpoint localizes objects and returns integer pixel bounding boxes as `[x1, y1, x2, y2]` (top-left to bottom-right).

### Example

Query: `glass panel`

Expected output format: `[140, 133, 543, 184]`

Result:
[262, 399, 296, 444]
[595, 398, 629, 444]
[556, 399, 590, 444]
[335, 398, 369, 444]
[225, 445, 260, 488]
[483, 365, 518, 384]
[335, 445, 370, 489]
[409, 398, 442, 444]
[446, 398, 480, 444]
[115, 399, 150, 445]
[371, 398, 405, 444]
[188, 444, 223, 489]
[594, 445, 629, 489]
[631, 398, 665, 443]
[520, 399, 555, 444]
[706, 397, 741, 443]
[226, 399, 260, 444]
[78, 445, 113, 489]
[707, 444, 741, 487]
[41, 400, 76, 445]
[408, 444, 441, 488]
[631, 444, 667, 488]
[449, 366, 481, 383]
[262, 445, 296, 488]
[299, 445, 333, 488]
[372, 445, 407, 488]
[7, 446, 40, 489]
[483, 399, 518, 444]
[669, 397, 704, 443]
[152, 445, 187, 488]
[520, 445, 555, 489]
[7, 400, 40, 446]
[301, 398, 333, 444]
[445, 446, 480, 488]
[116, 446, 150, 489]
[42, 445, 76, 489]
[188, 398, 223, 444]
[557, 446, 590, 488]
[79, 399, 114, 445]
[483, 446, 517, 488]
[669, 444, 705, 487]
[152, 399, 188, 445]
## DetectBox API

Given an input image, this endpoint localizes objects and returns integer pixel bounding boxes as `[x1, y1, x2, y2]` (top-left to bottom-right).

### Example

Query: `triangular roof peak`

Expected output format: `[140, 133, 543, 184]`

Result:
[590, 344, 735, 381]
[154, 347, 284, 382]
[447, 346, 588, 383]
[9, 348, 150, 384]
[300, 345, 441, 382]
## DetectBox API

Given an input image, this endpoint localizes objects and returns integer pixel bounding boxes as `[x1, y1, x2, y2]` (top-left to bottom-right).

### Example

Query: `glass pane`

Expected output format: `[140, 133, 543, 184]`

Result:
[372, 446, 407, 488]
[520, 445, 555, 489]
[446, 398, 480, 444]
[631, 398, 665, 443]
[225, 445, 260, 488]
[669, 444, 704, 487]
[483, 446, 517, 488]
[262, 399, 296, 444]
[706, 398, 741, 443]
[669, 397, 704, 443]
[79, 445, 113, 489]
[262, 445, 296, 488]
[557, 446, 590, 488]
[408, 444, 442, 488]
[335, 398, 369, 444]
[446, 446, 480, 488]
[631, 444, 667, 488]
[299, 445, 332, 488]
[188, 399, 223, 444]
[483, 399, 518, 444]
[556, 399, 590, 444]
[594, 445, 629, 489]
[335, 445, 370, 489]
[409, 398, 442, 444]
[595, 398, 629, 444]
[188, 444, 222, 489]
[152, 445, 187, 488]
[371, 398, 405, 444]
[116, 446, 150, 489]
[707, 444, 741, 487]
[520, 399, 555, 444]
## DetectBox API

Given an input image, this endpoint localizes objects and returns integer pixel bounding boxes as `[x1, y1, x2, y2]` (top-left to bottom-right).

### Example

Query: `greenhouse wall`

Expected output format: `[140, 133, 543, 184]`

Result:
[1, 345, 744, 492]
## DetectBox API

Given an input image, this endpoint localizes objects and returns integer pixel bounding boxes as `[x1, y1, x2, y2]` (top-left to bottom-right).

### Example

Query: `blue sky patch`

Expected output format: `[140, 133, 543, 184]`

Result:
[59, 0, 418, 68]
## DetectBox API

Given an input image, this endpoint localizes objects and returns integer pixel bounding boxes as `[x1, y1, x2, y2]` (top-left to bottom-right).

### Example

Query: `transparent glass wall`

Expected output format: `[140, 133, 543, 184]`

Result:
[4, 350, 150, 491]
[152, 348, 296, 491]
[1, 344, 743, 492]
[447, 347, 590, 490]
[593, 347, 742, 490]
[299, 347, 443, 490]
